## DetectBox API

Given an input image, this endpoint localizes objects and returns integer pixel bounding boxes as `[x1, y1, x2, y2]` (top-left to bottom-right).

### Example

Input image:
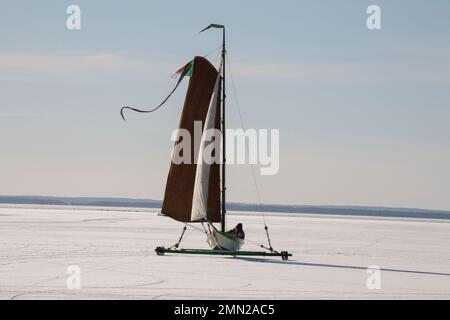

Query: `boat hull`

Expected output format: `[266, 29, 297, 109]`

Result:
[207, 229, 244, 251]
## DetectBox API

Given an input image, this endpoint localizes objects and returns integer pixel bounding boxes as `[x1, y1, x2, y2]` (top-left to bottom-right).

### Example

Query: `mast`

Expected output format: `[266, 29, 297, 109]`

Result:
[221, 27, 226, 232]
[200, 24, 226, 231]
[200, 23, 227, 232]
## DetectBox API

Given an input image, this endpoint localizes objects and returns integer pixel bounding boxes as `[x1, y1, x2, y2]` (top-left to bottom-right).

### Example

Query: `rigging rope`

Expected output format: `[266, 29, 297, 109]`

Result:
[225, 53, 265, 219]
[245, 236, 280, 254]
[226, 52, 275, 252]
[204, 44, 222, 59]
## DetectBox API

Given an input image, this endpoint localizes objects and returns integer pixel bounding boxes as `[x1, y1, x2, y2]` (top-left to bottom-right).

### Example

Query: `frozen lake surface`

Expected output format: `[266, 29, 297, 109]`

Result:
[1, 205, 450, 299]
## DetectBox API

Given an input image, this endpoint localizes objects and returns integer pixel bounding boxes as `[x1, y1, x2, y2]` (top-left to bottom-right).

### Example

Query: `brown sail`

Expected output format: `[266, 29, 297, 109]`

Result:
[161, 56, 221, 222]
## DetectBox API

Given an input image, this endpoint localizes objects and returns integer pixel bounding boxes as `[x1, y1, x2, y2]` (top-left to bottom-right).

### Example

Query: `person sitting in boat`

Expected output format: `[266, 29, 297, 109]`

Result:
[228, 223, 245, 239]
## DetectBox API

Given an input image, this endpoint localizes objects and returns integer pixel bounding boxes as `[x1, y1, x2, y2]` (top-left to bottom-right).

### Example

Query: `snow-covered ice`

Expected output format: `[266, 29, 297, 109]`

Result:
[1, 205, 450, 299]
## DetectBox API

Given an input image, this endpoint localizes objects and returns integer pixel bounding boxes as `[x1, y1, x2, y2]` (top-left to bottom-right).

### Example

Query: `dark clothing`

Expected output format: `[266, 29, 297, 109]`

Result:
[227, 226, 245, 240]
[235, 230, 245, 240]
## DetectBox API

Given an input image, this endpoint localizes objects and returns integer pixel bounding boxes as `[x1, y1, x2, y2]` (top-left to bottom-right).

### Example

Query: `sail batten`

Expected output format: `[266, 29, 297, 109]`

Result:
[161, 56, 221, 223]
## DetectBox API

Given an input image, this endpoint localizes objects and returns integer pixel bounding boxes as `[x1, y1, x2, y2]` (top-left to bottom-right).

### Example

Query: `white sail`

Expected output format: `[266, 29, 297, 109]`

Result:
[190, 74, 221, 221]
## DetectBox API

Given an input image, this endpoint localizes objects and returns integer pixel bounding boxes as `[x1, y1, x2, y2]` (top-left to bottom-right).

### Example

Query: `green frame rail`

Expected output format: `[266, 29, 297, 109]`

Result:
[155, 246, 292, 260]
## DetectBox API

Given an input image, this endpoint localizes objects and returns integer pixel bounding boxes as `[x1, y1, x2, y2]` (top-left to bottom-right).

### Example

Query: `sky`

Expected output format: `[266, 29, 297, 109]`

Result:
[1, 0, 450, 210]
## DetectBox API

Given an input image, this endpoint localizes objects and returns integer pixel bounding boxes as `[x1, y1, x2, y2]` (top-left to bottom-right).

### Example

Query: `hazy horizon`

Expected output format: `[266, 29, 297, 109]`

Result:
[2, 194, 450, 214]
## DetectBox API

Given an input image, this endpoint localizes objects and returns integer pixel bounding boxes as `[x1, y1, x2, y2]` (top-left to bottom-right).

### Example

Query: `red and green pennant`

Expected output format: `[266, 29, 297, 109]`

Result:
[172, 59, 194, 79]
